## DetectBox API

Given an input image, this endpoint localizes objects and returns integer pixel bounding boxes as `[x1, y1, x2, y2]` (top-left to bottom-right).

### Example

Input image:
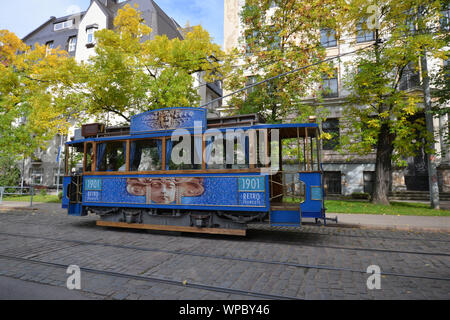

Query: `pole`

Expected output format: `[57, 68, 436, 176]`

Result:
[420, 51, 440, 209]
[56, 135, 64, 195]
[418, 6, 440, 209]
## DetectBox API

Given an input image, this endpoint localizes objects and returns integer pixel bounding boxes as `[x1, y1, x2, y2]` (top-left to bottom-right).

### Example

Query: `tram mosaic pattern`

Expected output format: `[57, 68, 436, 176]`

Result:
[83, 176, 267, 208]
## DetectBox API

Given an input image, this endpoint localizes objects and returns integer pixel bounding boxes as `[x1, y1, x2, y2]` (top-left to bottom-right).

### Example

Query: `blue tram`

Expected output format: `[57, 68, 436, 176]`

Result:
[62, 107, 326, 236]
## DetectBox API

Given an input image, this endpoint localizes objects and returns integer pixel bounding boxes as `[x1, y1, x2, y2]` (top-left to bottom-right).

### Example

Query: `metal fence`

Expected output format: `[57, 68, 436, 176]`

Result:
[0, 186, 35, 207]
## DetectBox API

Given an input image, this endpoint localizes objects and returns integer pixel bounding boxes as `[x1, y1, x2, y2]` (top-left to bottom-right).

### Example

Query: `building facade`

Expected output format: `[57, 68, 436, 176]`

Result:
[224, 0, 450, 195]
[20, 0, 222, 189]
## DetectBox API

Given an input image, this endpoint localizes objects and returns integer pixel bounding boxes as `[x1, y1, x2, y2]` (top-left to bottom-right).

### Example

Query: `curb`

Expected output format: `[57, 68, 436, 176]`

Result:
[0, 207, 39, 212]
[331, 222, 450, 233]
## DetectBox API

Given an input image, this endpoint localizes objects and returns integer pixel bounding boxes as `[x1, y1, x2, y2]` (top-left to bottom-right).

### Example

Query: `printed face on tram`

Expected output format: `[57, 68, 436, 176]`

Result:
[150, 180, 176, 204]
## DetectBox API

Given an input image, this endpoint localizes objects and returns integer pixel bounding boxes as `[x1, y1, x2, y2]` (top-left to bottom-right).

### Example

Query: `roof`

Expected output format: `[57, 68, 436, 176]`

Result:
[21, 0, 183, 49]
[67, 121, 320, 145]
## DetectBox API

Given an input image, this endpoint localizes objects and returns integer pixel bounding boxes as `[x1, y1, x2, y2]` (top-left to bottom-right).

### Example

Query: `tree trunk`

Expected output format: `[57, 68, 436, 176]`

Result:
[372, 122, 394, 205]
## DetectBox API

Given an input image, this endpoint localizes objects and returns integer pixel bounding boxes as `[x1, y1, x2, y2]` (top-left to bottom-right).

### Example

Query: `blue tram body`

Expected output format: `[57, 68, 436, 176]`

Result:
[62, 107, 326, 236]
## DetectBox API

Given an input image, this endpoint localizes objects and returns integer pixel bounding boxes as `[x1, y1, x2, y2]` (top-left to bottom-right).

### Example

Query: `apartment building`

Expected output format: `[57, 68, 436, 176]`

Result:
[224, 0, 450, 195]
[19, 0, 222, 189]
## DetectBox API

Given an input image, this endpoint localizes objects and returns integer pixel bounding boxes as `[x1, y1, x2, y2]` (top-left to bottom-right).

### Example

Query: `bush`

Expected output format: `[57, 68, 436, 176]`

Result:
[40, 189, 48, 197]
[58, 192, 63, 200]
[351, 192, 370, 200]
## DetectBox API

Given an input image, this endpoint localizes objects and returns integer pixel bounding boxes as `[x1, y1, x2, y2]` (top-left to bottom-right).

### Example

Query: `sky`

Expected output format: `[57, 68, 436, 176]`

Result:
[0, 0, 224, 48]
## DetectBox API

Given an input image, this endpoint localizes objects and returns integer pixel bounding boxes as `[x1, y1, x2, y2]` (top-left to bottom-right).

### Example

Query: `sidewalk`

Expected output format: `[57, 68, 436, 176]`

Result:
[326, 213, 450, 232]
[1, 201, 450, 233]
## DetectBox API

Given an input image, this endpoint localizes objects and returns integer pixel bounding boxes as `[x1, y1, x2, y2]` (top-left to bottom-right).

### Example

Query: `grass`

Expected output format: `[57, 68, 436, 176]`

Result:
[2, 194, 61, 203]
[2, 195, 449, 216]
[325, 200, 450, 216]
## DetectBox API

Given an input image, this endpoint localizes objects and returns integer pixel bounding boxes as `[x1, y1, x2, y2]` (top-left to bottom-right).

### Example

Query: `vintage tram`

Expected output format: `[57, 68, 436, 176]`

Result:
[62, 107, 327, 236]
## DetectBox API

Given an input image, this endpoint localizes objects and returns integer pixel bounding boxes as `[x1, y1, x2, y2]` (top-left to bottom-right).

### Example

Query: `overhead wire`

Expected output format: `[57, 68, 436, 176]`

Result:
[199, 42, 377, 109]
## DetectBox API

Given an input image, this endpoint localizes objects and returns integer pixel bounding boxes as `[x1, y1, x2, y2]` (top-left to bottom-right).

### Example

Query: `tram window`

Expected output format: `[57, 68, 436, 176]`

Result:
[96, 141, 126, 172]
[225, 134, 249, 169]
[130, 140, 162, 172]
[205, 134, 226, 170]
[255, 130, 269, 168]
[68, 145, 84, 175]
[85, 143, 93, 172]
[168, 136, 202, 170]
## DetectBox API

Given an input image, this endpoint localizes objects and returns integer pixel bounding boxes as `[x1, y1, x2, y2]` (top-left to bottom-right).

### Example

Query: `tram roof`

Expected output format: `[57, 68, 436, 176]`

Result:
[67, 123, 319, 146]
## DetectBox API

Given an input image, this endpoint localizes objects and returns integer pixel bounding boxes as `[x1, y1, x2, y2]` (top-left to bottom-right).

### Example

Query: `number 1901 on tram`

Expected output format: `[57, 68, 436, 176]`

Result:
[62, 107, 327, 236]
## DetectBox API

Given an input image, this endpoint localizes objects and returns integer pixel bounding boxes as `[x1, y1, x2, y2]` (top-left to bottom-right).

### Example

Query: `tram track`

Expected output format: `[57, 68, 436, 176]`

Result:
[244, 230, 450, 257]
[0, 231, 449, 283]
[0, 253, 300, 300]
[1, 213, 450, 252]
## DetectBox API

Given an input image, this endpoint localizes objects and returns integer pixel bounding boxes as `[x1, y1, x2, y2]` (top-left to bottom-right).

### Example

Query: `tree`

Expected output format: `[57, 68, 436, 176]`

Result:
[0, 154, 21, 187]
[72, 4, 226, 124]
[339, 0, 448, 205]
[224, 0, 345, 123]
[0, 30, 75, 160]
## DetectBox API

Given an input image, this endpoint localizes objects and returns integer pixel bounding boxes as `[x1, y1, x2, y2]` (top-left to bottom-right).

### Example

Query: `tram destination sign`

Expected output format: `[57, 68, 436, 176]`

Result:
[131, 107, 207, 134]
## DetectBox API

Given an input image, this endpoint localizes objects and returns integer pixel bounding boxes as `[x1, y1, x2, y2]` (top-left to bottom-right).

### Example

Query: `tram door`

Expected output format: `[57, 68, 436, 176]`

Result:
[67, 175, 84, 216]
[64, 144, 85, 216]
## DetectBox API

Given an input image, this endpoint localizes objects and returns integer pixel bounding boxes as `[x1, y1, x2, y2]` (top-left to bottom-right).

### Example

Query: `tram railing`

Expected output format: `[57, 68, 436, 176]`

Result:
[0, 186, 35, 207]
[269, 171, 305, 203]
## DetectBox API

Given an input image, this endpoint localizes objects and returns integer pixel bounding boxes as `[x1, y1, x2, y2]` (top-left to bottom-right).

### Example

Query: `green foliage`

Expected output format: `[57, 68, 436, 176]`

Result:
[0, 30, 74, 159]
[71, 4, 225, 123]
[224, 0, 344, 123]
[341, 0, 447, 162]
[0, 154, 21, 187]
[339, 0, 448, 204]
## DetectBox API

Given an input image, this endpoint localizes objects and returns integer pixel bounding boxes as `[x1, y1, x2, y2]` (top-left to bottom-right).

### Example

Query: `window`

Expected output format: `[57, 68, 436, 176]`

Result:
[323, 171, 341, 194]
[322, 70, 339, 98]
[168, 136, 202, 170]
[441, 4, 450, 31]
[87, 28, 95, 44]
[266, 26, 281, 50]
[322, 119, 340, 150]
[363, 171, 375, 195]
[45, 41, 54, 55]
[204, 131, 251, 170]
[245, 29, 259, 54]
[30, 168, 44, 185]
[399, 62, 420, 91]
[68, 145, 84, 175]
[130, 139, 162, 172]
[96, 141, 126, 172]
[444, 59, 450, 81]
[246, 76, 257, 95]
[85, 143, 93, 172]
[356, 19, 375, 43]
[68, 37, 77, 52]
[54, 20, 73, 31]
[321, 28, 337, 48]
[53, 168, 63, 186]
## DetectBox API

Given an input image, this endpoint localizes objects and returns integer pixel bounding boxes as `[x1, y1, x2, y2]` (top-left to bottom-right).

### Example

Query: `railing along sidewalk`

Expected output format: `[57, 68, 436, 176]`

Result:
[0, 186, 35, 207]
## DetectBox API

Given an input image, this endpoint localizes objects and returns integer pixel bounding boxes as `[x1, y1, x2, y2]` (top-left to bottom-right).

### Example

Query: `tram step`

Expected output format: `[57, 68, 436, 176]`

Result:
[270, 210, 301, 227]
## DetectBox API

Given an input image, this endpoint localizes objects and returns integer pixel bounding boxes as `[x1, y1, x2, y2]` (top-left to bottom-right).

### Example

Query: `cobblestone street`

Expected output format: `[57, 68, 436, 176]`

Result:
[0, 207, 449, 300]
